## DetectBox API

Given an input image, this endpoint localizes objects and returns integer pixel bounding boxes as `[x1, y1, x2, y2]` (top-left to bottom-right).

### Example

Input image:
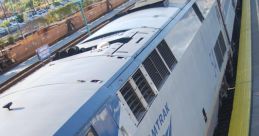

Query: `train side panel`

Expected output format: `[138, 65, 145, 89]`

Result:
[134, 2, 233, 136]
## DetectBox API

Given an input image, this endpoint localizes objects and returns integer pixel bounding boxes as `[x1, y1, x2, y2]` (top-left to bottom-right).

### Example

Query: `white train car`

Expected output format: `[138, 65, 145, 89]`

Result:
[0, 0, 237, 136]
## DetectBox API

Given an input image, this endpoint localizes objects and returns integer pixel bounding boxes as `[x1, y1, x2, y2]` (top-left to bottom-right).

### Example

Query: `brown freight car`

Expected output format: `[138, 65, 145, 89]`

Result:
[5, 0, 126, 64]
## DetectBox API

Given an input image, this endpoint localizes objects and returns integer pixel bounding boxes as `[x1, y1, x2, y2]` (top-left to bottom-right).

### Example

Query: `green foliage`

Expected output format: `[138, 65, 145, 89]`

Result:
[0, 39, 6, 47]
[25, 0, 33, 7]
[83, 0, 96, 7]
[2, 0, 101, 24]
[0, 20, 10, 28]
[7, 36, 14, 44]
[33, 0, 44, 6]
[85, 0, 103, 6]
[45, 3, 79, 24]
[16, 14, 24, 23]
[53, 1, 61, 6]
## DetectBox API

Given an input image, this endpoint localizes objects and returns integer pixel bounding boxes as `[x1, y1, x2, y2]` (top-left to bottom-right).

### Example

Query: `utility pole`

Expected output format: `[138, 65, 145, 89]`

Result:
[78, 0, 91, 35]
[106, 0, 112, 11]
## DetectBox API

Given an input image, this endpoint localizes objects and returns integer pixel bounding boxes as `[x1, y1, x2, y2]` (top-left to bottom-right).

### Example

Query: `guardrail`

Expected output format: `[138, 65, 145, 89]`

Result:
[228, 0, 252, 135]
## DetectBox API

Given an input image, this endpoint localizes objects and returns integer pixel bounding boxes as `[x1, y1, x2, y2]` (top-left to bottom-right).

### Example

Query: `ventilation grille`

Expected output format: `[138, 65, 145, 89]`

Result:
[143, 50, 170, 89]
[214, 42, 223, 68]
[120, 82, 146, 121]
[157, 40, 177, 70]
[214, 32, 227, 69]
[218, 32, 226, 56]
[133, 70, 156, 104]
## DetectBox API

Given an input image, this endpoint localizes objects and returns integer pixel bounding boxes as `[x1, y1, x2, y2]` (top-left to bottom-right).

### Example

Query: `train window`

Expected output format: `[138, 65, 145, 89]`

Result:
[120, 82, 146, 121]
[143, 50, 170, 89]
[214, 42, 223, 69]
[214, 32, 227, 69]
[164, 8, 201, 60]
[85, 126, 98, 136]
[132, 69, 156, 104]
[157, 40, 177, 70]
[218, 32, 227, 56]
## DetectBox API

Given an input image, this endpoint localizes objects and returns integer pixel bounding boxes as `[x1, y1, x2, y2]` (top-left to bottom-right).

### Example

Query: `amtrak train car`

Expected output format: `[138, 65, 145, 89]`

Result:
[0, 0, 238, 136]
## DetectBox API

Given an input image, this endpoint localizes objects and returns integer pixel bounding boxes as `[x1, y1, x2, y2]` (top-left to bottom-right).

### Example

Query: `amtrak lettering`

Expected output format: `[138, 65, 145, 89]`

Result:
[151, 103, 170, 136]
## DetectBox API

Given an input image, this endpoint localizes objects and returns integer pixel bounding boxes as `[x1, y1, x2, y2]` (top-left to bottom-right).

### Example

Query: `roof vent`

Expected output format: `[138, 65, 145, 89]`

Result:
[3, 102, 13, 111]
[117, 56, 126, 59]
[77, 80, 86, 83]
[90, 80, 103, 83]
[136, 38, 144, 43]
[97, 42, 110, 51]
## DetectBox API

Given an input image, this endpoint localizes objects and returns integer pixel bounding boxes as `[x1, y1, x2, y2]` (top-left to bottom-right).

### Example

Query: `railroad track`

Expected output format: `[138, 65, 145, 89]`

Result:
[0, 2, 135, 93]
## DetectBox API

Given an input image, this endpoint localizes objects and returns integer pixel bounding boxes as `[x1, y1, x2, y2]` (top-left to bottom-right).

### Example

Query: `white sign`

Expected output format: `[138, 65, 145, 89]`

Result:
[36, 45, 51, 61]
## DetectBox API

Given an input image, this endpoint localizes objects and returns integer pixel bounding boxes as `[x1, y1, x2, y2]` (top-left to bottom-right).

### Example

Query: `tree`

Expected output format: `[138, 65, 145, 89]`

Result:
[16, 14, 24, 23]
[44, 3, 79, 24]
[0, 39, 6, 48]
[7, 36, 14, 44]
[0, 20, 10, 34]
[25, 0, 36, 12]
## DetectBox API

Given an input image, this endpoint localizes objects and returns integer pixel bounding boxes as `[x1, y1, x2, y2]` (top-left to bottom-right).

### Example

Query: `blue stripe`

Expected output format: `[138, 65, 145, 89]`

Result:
[54, 86, 111, 136]
[164, 117, 172, 136]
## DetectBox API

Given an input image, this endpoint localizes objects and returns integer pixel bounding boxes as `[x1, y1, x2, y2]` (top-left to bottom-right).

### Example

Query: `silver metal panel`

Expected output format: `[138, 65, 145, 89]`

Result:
[113, 28, 158, 57]
[87, 7, 179, 40]
[132, 0, 164, 9]
[0, 55, 130, 136]
[165, 7, 202, 60]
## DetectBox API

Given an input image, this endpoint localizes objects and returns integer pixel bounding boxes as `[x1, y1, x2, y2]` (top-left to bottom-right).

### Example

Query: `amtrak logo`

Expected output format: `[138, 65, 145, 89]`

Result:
[163, 118, 172, 136]
[150, 103, 172, 136]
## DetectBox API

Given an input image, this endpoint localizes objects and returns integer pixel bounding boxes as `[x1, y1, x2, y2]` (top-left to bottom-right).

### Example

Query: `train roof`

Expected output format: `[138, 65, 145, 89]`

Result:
[86, 7, 179, 41]
[0, 6, 180, 136]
